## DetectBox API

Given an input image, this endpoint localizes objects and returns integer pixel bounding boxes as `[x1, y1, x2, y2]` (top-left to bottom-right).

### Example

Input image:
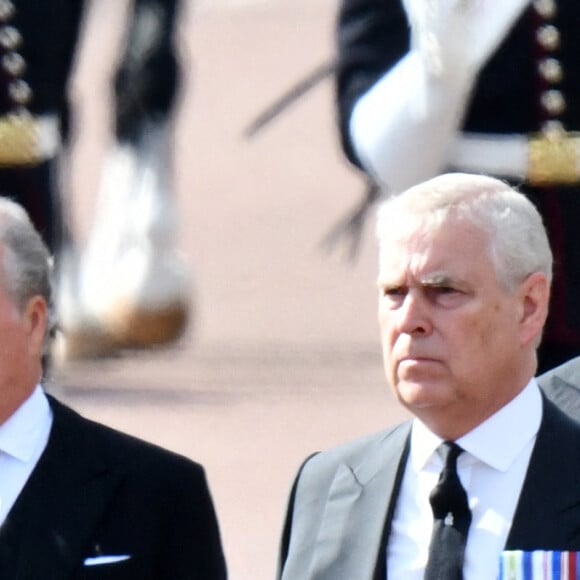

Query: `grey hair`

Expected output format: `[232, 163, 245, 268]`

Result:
[0, 197, 55, 347]
[376, 173, 553, 293]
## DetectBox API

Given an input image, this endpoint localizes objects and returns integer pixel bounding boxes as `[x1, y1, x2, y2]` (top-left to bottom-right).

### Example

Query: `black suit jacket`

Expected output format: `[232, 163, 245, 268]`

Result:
[279, 395, 580, 580]
[0, 396, 227, 579]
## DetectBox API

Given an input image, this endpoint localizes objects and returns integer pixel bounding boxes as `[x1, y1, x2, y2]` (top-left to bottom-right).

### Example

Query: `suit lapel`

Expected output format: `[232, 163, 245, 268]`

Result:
[0, 398, 124, 580]
[309, 423, 411, 580]
[506, 395, 580, 550]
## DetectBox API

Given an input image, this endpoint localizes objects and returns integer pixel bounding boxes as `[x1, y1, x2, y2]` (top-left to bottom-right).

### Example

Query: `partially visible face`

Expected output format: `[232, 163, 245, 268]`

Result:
[377, 216, 530, 436]
[0, 248, 46, 420]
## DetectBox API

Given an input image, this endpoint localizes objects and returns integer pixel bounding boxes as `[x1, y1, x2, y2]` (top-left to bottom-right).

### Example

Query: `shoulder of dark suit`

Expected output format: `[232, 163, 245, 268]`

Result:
[44, 393, 206, 477]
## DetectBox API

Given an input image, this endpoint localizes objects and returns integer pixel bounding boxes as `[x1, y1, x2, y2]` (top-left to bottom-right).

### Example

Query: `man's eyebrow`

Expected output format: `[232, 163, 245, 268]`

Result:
[419, 273, 471, 288]
[376, 273, 455, 287]
[377, 273, 470, 289]
[420, 273, 454, 286]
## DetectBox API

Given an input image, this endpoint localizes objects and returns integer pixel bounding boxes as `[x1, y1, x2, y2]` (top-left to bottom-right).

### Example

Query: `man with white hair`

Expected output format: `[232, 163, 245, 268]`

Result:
[336, 0, 580, 372]
[0, 196, 226, 579]
[279, 173, 580, 579]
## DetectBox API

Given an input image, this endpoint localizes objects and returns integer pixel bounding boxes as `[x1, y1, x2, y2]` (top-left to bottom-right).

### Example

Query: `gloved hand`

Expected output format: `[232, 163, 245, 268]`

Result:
[402, 0, 531, 79]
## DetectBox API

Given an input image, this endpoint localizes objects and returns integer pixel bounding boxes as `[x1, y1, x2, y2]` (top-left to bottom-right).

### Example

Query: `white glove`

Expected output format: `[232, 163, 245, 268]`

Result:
[350, 0, 532, 192]
[403, 0, 531, 79]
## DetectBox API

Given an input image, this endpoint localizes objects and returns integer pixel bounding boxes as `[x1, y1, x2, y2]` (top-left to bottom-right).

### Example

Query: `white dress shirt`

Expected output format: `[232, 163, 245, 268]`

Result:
[0, 385, 53, 525]
[387, 379, 542, 579]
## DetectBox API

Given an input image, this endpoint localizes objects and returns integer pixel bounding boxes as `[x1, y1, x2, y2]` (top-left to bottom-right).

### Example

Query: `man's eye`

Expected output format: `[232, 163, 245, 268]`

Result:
[437, 286, 457, 294]
[382, 287, 405, 297]
[426, 286, 465, 305]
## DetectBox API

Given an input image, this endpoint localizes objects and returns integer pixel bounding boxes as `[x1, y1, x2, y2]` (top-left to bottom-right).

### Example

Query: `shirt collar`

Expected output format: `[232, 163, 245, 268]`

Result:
[0, 384, 52, 462]
[410, 378, 542, 473]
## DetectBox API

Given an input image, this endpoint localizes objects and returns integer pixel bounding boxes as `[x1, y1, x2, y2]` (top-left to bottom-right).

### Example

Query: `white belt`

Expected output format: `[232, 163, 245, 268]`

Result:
[450, 131, 580, 186]
[0, 114, 61, 166]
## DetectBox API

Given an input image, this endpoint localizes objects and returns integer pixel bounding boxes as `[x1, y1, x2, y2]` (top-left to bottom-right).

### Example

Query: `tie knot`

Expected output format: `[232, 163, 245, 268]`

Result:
[439, 441, 463, 471]
[430, 441, 470, 522]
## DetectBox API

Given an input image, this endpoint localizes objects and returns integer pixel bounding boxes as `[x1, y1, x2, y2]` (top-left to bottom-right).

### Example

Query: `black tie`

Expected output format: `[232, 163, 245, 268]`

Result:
[424, 442, 472, 580]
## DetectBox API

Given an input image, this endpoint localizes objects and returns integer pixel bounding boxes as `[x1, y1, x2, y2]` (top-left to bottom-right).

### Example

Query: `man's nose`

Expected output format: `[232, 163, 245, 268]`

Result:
[396, 291, 433, 336]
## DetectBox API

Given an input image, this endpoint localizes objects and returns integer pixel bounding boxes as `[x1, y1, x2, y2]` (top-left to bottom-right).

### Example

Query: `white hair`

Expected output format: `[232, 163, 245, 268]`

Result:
[376, 173, 553, 293]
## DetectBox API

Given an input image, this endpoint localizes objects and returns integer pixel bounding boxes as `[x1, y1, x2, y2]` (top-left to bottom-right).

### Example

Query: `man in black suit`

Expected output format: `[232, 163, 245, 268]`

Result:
[279, 173, 580, 579]
[336, 0, 580, 373]
[0, 196, 227, 579]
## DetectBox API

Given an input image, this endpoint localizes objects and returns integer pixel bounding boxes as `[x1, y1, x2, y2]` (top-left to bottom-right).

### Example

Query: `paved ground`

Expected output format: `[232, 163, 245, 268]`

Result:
[53, 1, 410, 578]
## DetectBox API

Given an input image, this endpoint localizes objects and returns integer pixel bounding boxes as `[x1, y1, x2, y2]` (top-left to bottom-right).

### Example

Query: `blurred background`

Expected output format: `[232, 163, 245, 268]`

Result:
[54, 0, 410, 578]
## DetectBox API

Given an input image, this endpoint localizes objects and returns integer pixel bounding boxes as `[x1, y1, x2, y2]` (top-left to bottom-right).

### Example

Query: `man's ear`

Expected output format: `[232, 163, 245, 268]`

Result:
[517, 272, 550, 347]
[22, 296, 48, 357]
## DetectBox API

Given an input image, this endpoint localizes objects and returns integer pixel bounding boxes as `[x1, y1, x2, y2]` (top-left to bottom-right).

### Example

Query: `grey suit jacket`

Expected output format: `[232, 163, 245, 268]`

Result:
[279, 395, 580, 580]
[538, 356, 580, 421]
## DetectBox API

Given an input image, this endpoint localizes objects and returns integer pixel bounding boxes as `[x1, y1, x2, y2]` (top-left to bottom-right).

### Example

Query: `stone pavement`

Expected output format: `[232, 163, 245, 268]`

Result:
[54, 1, 410, 578]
